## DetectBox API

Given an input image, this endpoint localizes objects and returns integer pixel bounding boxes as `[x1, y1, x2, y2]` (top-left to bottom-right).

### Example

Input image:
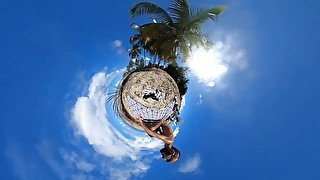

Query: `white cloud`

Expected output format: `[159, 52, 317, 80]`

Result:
[71, 69, 176, 179]
[36, 140, 67, 179]
[197, 94, 203, 105]
[76, 161, 96, 173]
[33, 138, 153, 180]
[114, 40, 122, 48]
[179, 154, 201, 173]
[108, 161, 149, 180]
[72, 70, 163, 159]
[6, 143, 39, 180]
[6, 140, 95, 180]
[113, 40, 126, 55]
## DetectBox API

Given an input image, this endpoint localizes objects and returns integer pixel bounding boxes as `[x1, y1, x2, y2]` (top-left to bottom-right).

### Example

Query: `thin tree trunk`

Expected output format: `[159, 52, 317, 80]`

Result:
[144, 49, 146, 65]
[153, 56, 157, 66]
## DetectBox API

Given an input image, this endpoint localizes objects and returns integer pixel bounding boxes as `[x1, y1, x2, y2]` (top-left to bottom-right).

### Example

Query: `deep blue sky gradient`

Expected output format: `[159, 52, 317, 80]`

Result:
[1, 0, 320, 179]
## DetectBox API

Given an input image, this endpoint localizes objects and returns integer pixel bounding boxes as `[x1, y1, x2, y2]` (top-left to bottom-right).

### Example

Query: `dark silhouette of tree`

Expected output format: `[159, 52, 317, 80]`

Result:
[164, 63, 189, 97]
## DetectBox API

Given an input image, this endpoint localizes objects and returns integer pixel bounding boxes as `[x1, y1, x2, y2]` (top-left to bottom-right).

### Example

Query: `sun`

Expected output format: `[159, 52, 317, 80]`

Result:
[187, 46, 228, 87]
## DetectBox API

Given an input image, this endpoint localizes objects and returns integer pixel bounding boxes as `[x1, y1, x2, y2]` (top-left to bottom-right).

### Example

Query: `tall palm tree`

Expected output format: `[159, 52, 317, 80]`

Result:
[129, 0, 225, 63]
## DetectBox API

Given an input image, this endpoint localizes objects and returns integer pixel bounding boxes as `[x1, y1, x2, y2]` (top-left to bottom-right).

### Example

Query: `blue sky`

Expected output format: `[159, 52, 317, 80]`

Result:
[1, 0, 320, 179]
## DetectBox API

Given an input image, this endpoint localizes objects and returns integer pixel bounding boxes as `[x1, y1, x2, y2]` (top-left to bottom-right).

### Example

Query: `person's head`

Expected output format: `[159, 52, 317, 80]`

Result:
[160, 146, 180, 163]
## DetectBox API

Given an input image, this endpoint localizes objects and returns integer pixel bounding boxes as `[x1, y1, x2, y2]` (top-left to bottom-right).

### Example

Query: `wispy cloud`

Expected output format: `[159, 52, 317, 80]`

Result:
[36, 140, 67, 179]
[72, 71, 137, 160]
[6, 143, 39, 180]
[76, 161, 96, 173]
[179, 154, 201, 173]
[114, 40, 122, 48]
[7, 69, 165, 180]
[70, 69, 175, 179]
[6, 139, 86, 180]
[113, 40, 126, 55]
[197, 94, 203, 105]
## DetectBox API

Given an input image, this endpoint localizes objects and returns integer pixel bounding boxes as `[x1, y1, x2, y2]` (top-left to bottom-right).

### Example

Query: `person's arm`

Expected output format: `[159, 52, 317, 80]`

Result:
[135, 117, 172, 144]
[140, 122, 172, 144]
[150, 119, 165, 131]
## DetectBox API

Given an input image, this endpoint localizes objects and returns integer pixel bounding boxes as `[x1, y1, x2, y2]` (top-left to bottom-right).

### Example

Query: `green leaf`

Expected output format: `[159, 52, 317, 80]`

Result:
[188, 6, 225, 30]
[180, 38, 190, 62]
[130, 2, 173, 24]
[169, 0, 190, 26]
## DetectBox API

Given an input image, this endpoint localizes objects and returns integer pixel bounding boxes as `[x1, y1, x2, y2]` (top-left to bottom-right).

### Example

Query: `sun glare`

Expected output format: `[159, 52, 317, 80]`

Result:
[187, 46, 228, 87]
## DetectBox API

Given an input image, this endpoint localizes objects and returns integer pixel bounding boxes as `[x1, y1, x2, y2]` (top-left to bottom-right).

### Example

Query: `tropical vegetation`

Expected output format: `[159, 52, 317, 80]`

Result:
[111, 0, 225, 118]
[129, 0, 225, 63]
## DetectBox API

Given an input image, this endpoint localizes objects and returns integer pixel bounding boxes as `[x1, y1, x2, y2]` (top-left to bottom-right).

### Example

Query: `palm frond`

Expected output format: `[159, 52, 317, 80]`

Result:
[188, 6, 225, 30]
[153, 36, 178, 61]
[180, 38, 190, 62]
[130, 2, 173, 24]
[169, 0, 190, 26]
[138, 23, 178, 57]
[107, 83, 123, 118]
[186, 30, 210, 47]
[139, 23, 175, 39]
[130, 34, 141, 44]
[106, 92, 117, 104]
[208, 6, 225, 17]
[129, 44, 141, 59]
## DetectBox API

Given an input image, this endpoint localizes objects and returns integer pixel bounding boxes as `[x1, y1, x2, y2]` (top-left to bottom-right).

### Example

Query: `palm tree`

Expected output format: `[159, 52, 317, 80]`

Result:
[129, 0, 225, 63]
[128, 43, 141, 59]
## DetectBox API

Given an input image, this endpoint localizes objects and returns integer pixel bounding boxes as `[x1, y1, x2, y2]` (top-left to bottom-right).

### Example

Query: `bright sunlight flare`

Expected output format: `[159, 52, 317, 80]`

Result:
[187, 44, 228, 87]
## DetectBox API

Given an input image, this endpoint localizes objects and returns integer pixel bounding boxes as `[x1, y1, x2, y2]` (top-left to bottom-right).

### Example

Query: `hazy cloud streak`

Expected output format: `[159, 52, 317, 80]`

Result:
[179, 154, 201, 173]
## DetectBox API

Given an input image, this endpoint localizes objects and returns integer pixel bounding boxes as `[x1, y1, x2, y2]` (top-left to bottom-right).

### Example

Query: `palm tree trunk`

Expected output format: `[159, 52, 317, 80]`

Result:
[153, 56, 157, 66]
[143, 49, 146, 63]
